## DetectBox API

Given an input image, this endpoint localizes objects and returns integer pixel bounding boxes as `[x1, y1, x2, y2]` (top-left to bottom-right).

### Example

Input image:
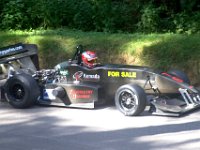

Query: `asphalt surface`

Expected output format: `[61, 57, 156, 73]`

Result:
[1, 102, 200, 150]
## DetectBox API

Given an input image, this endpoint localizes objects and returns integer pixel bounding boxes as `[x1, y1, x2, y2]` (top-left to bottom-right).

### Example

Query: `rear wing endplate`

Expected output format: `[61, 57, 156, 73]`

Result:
[0, 43, 39, 70]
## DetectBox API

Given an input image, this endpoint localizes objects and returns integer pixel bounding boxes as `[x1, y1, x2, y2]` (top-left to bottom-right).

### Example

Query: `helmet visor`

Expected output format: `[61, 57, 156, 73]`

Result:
[88, 58, 97, 64]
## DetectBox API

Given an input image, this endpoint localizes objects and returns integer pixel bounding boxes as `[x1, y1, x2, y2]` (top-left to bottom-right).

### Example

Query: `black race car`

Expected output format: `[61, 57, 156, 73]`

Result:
[1, 43, 200, 116]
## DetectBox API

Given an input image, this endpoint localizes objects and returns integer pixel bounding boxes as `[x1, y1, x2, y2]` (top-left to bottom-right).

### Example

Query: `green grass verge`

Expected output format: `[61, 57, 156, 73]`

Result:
[0, 29, 200, 84]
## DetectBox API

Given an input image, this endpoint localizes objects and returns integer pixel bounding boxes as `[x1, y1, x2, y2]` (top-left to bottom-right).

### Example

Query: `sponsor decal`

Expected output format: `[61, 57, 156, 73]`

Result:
[69, 89, 93, 99]
[73, 71, 100, 81]
[108, 71, 137, 78]
[0, 45, 24, 57]
[60, 70, 68, 76]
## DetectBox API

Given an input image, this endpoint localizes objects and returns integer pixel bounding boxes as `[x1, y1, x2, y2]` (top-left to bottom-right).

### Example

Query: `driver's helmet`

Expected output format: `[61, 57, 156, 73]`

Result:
[81, 51, 98, 68]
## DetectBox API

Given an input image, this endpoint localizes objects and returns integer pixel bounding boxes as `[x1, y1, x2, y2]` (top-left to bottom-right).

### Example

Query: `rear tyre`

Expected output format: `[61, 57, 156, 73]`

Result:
[4, 73, 40, 108]
[168, 69, 190, 84]
[115, 84, 147, 116]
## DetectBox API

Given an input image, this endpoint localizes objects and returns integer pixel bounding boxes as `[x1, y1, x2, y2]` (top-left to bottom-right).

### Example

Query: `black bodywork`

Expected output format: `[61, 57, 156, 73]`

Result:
[1, 43, 200, 116]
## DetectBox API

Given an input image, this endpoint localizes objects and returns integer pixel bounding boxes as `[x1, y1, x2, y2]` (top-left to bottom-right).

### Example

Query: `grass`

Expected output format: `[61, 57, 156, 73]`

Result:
[0, 29, 200, 84]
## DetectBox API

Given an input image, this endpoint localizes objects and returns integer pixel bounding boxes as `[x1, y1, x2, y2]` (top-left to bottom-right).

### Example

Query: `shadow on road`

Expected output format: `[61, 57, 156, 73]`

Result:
[0, 103, 200, 150]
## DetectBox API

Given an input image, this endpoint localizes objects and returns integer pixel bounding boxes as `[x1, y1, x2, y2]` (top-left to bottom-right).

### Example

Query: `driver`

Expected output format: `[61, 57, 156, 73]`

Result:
[81, 51, 98, 68]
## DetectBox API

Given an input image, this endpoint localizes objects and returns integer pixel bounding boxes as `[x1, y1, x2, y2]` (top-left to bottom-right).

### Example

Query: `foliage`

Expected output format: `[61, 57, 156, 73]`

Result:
[1, 29, 200, 83]
[173, 12, 200, 34]
[1, 0, 26, 29]
[72, 0, 94, 31]
[0, 0, 200, 33]
[138, 4, 160, 33]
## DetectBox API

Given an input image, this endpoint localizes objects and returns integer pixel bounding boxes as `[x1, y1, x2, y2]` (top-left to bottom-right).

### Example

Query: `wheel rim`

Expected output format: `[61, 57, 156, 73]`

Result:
[119, 89, 138, 112]
[10, 84, 25, 101]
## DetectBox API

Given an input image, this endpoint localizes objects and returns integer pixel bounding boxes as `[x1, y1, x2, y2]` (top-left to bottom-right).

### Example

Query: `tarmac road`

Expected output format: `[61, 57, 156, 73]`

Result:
[0, 102, 200, 150]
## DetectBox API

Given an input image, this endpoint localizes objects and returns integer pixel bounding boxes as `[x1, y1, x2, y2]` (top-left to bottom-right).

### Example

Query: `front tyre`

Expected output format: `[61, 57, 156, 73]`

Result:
[4, 73, 40, 108]
[115, 84, 147, 116]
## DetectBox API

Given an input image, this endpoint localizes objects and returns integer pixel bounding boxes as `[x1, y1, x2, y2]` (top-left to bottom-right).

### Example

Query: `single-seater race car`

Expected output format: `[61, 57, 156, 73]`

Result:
[0, 43, 200, 116]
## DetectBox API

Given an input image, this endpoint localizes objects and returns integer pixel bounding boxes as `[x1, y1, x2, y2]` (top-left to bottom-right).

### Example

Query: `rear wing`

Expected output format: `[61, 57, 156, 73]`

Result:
[0, 43, 39, 70]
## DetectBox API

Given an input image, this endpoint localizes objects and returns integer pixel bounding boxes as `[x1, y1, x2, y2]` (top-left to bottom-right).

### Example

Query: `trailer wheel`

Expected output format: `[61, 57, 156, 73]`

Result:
[4, 73, 40, 108]
[168, 69, 190, 84]
[115, 84, 147, 116]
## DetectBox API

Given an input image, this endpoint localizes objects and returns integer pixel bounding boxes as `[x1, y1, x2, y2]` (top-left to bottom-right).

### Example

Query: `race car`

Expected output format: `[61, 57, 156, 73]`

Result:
[1, 43, 200, 116]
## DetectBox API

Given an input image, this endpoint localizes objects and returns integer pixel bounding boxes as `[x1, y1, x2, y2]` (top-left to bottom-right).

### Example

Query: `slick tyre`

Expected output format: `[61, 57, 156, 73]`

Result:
[168, 69, 190, 84]
[4, 73, 40, 108]
[115, 84, 147, 116]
